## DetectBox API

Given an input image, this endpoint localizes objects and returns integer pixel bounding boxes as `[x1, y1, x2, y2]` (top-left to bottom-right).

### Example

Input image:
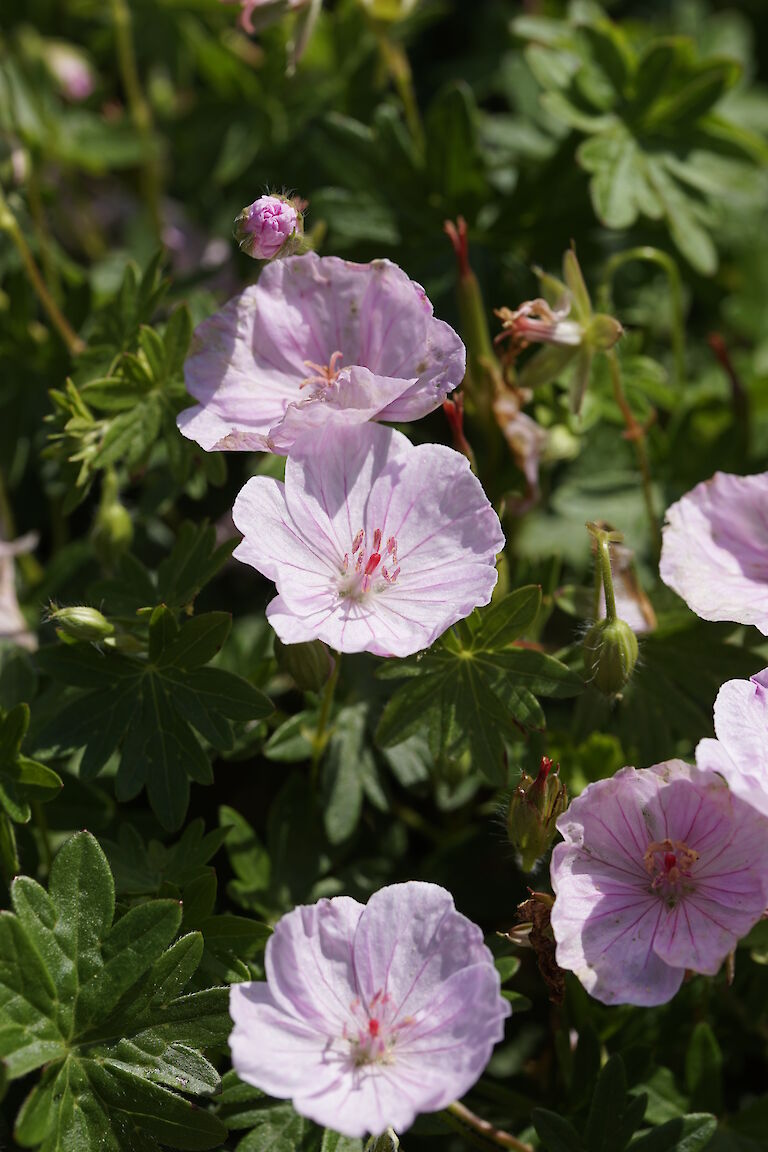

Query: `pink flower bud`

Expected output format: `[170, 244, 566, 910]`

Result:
[234, 195, 300, 260]
[46, 43, 95, 103]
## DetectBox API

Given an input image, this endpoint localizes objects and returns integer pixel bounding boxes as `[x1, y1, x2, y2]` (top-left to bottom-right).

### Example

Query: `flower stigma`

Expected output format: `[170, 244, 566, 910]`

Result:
[644, 838, 699, 905]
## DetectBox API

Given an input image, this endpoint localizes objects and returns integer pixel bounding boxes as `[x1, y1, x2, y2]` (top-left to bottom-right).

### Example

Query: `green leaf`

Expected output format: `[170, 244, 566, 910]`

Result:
[321, 704, 369, 844]
[585, 1054, 630, 1152]
[685, 1024, 722, 1116]
[532, 1108, 584, 1152]
[629, 1115, 717, 1152]
[1, 832, 229, 1151]
[472, 586, 542, 649]
[156, 613, 232, 671]
[234, 1099, 319, 1152]
[0, 705, 62, 824]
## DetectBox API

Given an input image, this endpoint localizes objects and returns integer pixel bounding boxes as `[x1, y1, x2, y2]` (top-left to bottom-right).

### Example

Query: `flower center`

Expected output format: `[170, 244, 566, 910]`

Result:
[644, 838, 699, 906]
[342, 989, 412, 1068]
[339, 527, 400, 599]
[300, 350, 344, 392]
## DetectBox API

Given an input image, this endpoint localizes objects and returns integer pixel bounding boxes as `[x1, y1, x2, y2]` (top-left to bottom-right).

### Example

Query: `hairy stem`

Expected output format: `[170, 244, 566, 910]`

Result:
[0, 183, 84, 356]
[606, 350, 661, 557]
[311, 654, 341, 776]
[601, 246, 686, 388]
[110, 0, 163, 238]
[443, 1101, 534, 1152]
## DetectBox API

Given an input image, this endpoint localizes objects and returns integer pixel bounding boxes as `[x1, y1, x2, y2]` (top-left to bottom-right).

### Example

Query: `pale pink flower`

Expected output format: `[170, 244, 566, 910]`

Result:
[235, 195, 300, 260]
[660, 471, 768, 633]
[178, 252, 465, 454]
[550, 760, 768, 1007]
[232, 420, 503, 657]
[229, 882, 510, 1138]
[696, 666, 768, 818]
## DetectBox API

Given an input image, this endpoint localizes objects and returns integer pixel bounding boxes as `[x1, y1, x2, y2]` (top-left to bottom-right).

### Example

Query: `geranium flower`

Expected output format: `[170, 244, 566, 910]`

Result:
[550, 760, 768, 1006]
[231, 420, 503, 657]
[228, 882, 510, 1138]
[178, 252, 465, 454]
[696, 666, 768, 818]
[660, 471, 768, 633]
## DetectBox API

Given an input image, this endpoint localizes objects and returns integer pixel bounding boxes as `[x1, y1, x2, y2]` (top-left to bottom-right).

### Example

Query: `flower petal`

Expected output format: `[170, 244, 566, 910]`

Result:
[265, 896, 365, 1031]
[660, 471, 768, 633]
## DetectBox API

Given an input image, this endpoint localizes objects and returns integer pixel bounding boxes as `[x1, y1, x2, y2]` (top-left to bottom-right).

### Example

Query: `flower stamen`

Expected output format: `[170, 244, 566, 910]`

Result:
[300, 350, 344, 390]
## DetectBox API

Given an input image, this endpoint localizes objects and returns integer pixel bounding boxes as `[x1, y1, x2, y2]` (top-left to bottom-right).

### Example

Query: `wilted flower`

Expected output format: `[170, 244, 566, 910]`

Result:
[550, 760, 768, 1006]
[0, 533, 38, 651]
[696, 665, 768, 818]
[660, 470, 768, 634]
[234, 194, 301, 260]
[232, 420, 503, 657]
[228, 882, 510, 1137]
[222, 0, 309, 35]
[493, 393, 547, 513]
[495, 249, 622, 413]
[179, 252, 465, 454]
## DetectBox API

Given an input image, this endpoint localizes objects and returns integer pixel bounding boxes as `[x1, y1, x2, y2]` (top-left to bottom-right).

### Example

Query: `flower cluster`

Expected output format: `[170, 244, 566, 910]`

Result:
[182, 206, 768, 1140]
[180, 244, 500, 657]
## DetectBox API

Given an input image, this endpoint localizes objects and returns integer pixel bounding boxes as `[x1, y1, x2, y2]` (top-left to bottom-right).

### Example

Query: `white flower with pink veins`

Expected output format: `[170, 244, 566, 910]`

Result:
[231, 420, 504, 657]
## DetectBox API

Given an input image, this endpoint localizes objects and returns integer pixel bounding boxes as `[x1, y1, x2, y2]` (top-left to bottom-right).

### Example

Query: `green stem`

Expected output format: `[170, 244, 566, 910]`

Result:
[600, 246, 686, 388]
[27, 165, 62, 303]
[109, 0, 163, 239]
[33, 802, 54, 875]
[376, 34, 424, 153]
[0, 183, 84, 356]
[443, 1101, 534, 1152]
[0, 811, 19, 886]
[596, 532, 617, 622]
[606, 350, 661, 557]
[311, 654, 341, 777]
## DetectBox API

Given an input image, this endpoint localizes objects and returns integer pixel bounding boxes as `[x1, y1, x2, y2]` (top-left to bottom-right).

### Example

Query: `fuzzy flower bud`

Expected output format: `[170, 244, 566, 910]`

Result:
[234, 195, 301, 260]
[583, 617, 639, 697]
[274, 637, 335, 692]
[507, 756, 567, 872]
[49, 605, 114, 643]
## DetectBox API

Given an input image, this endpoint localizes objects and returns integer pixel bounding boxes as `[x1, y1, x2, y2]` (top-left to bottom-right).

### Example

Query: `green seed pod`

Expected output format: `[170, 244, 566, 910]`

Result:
[274, 637, 335, 693]
[50, 605, 114, 643]
[583, 617, 638, 696]
[507, 757, 568, 872]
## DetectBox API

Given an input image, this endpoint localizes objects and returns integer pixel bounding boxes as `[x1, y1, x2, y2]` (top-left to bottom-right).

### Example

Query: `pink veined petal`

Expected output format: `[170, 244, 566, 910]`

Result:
[712, 672, 768, 786]
[267, 366, 416, 455]
[652, 890, 763, 975]
[264, 896, 364, 1031]
[232, 476, 335, 585]
[555, 767, 662, 874]
[178, 252, 465, 454]
[550, 842, 683, 1007]
[291, 1060, 426, 1139]
[660, 470, 768, 633]
[376, 316, 465, 422]
[351, 882, 495, 1020]
[229, 983, 340, 1098]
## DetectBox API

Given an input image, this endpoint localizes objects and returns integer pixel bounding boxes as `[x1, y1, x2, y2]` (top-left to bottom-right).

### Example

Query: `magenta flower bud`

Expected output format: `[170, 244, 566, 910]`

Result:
[234, 195, 301, 261]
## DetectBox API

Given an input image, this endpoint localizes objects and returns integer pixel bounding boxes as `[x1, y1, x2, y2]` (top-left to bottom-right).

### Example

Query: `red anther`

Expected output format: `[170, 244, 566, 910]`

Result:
[386, 537, 397, 556]
[365, 552, 381, 577]
[664, 852, 677, 872]
[368, 1018, 380, 1038]
[352, 530, 364, 554]
[372, 529, 382, 553]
